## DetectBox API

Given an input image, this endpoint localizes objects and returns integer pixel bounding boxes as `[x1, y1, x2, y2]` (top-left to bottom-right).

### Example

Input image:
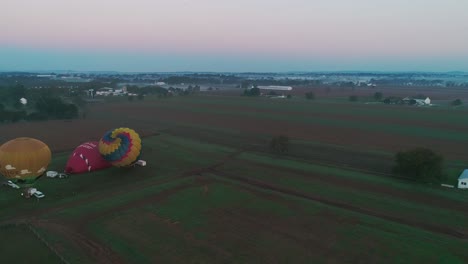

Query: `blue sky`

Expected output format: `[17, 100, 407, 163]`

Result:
[1, 0, 467, 72]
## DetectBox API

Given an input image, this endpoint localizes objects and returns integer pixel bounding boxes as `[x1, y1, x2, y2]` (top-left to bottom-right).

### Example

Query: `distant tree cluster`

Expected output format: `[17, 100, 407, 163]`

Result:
[243, 87, 261, 96]
[382, 96, 404, 105]
[184, 85, 201, 95]
[126, 85, 168, 97]
[0, 84, 80, 123]
[35, 97, 78, 119]
[162, 85, 200, 97]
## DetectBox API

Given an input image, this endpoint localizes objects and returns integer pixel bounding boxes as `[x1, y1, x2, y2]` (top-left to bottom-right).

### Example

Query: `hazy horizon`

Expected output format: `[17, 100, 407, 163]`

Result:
[2, 0, 468, 72]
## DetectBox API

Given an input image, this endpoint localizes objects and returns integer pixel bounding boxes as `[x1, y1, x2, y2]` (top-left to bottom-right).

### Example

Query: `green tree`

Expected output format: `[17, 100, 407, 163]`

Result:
[242, 87, 261, 97]
[270, 135, 290, 154]
[305, 92, 315, 100]
[451, 99, 462, 106]
[287, 94, 292, 99]
[127, 95, 134, 101]
[13, 100, 23, 110]
[137, 93, 144, 100]
[393, 147, 445, 183]
[35, 97, 78, 119]
[250, 87, 260, 96]
[373, 92, 383, 101]
[349, 95, 358, 102]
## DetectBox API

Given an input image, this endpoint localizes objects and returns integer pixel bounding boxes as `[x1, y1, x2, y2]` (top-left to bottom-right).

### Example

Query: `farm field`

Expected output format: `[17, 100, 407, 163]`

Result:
[1, 93, 468, 263]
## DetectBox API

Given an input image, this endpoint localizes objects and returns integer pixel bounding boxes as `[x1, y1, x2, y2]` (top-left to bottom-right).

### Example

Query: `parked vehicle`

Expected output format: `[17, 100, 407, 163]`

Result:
[46, 171, 58, 178]
[4, 180, 20, 189]
[46, 171, 68, 179]
[33, 191, 45, 199]
[57, 173, 69, 179]
[22, 188, 45, 199]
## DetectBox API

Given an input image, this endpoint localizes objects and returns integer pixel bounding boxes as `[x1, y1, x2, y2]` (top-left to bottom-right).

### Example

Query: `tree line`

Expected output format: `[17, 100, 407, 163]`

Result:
[0, 84, 79, 123]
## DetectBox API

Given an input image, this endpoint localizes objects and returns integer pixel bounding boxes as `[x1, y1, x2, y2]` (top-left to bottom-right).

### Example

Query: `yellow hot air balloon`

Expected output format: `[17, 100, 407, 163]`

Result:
[0, 137, 51, 184]
[99, 127, 142, 167]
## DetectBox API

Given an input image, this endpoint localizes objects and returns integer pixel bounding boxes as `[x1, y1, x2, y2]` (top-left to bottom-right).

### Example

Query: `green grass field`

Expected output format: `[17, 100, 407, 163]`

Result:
[1, 94, 468, 263]
[0, 225, 63, 263]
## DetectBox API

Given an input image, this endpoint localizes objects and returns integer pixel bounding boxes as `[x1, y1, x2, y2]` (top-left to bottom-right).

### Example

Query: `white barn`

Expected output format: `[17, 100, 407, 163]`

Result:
[458, 169, 468, 189]
[415, 97, 431, 105]
[257, 86, 293, 91]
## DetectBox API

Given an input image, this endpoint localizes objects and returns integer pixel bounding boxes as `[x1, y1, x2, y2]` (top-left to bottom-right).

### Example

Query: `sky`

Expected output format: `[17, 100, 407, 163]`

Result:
[1, 0, 468, 72]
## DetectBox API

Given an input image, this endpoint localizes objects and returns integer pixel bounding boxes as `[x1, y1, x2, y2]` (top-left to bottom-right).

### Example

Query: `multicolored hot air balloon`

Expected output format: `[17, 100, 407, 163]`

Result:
[0, 137, 51, 184]
[98, 127, 142, 167]
[65, 141, 112, 174]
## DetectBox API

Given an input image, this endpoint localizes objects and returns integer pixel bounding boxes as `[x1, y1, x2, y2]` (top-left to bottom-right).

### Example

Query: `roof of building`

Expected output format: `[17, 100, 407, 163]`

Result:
[458, 169, 468, 180]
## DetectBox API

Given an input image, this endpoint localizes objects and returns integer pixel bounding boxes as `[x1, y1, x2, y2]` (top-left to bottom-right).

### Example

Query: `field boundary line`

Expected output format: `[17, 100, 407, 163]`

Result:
[27, 223, 71, 264]
[0, 222, 70, 264]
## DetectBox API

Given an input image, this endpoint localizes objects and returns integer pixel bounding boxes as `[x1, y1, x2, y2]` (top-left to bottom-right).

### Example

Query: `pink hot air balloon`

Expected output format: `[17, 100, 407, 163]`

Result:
[65, 141, 111, 174]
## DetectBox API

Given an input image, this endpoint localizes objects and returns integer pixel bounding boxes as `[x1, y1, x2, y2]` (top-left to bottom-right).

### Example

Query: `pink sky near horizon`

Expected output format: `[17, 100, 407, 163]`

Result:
[1, 0, 468, 71]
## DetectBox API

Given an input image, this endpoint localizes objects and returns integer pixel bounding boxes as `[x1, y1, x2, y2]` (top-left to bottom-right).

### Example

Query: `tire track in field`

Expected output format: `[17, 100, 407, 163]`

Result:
[210, 168, 468, 240]
[32, 220, 125, 264]
[0, 150, 246, 263]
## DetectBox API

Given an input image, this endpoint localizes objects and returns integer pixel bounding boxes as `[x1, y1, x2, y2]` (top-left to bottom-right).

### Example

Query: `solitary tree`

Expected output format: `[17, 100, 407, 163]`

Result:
[393, 147, 445, 183]
[270, 135, 290, 154]
[451, 99, 462, 106]
[305, 92, 315, 100]
[373, 92, 383, 101]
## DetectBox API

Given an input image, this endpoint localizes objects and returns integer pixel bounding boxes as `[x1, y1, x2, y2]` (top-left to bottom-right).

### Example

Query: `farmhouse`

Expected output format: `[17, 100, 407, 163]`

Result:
[415, 97, 431, 105]
[402, 97, 431, 106]
[458, 169, 468, 189]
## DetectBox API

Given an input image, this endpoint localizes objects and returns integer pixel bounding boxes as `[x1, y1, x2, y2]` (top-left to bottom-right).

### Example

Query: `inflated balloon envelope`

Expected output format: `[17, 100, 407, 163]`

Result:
[65, 141, 112, 174]
[99, 127, 142, 167]
[0, 137, 51, 184]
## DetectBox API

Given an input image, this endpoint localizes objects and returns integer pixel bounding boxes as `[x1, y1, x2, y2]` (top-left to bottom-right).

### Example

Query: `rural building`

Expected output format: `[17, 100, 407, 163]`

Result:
[415, 97, 431, 105]
[257, 86, 293, 91]
[402, 97, 431, 106]
[458, 170, 468, 189]
[96, 87, 113, 96]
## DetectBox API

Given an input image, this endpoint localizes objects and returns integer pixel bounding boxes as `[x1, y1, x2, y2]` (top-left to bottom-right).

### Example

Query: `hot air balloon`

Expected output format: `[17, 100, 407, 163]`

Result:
[65, 141, 112, 174]
[0, 137, 51, 184]
[98, 127, 142, 167]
